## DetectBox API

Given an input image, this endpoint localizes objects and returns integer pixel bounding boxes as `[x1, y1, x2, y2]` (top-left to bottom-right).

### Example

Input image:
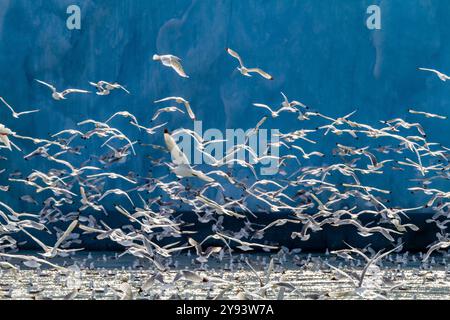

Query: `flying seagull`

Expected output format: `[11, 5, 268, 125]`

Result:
[0, 97, 39, 118]
[164, 129, 214, 183]
[20, 220, 81, 258]
[0, 124, 17, 151]
[154, 96, 196, 121]
[226, 48, 273, 80]
[418, 68, 450, 81]
[151, 106, 185, 122]
[408, 109, 447, 120]
[35, 79, 91, 100]
[89, 81, 130, 95]
[153, 54, 189, 78]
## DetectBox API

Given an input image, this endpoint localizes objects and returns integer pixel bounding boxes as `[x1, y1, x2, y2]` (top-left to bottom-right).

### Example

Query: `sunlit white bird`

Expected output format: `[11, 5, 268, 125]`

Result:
[280, 92, 308, 109]
[35, 79, 91, 100]
[154, 96, 196, 120]
[291, 145, 324, 159]
[105, 111, 139, 127]
[408, 109, 447, 120]
[87, 172, 137, 184]
[423, 241, 450, 262]
[21, 220, 80, 258]
[0, 124, 17, 151]
[89, 81, 130, 95]
[151, 106, 185, 121]
[418, 68, 450, 81]
[98, 188, 135, 207]
[130, 122, 167, 135]
[227, 48, 273, 80]
[0, 97, 39, 119]
[153, 54, 189, 78]
[252, 103, 298, 118]
[164, 129, 214, 183]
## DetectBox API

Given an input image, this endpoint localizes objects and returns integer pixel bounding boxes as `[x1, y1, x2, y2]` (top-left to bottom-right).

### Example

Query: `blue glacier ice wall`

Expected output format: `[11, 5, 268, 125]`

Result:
[0, 0, 449, 249]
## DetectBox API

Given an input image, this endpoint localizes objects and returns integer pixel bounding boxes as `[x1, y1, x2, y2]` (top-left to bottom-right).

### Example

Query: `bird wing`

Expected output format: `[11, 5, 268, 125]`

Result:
[169, 57, 189, 78]
[423, 241, 450, 262]
[227, 48, 245, 68]
[155, 97, 193, 118]
[253, 103, 274, 113]
[255, 116, 268, 129]
[152, 107, 184, 121]
[147, 122, 167, 133]
[428, 113, 447, 119]
[291, 100, 308, 109]
[191, 169, 215, 183]
[280, 92, 289, 105]
[35, 79, 56, 92]
[115, 111, 138, 125]
[119, 191, 135, 206]
[184, 102, 196, 120]
[105, 112, 121, 123]
[205, 246, 222, 257]
[114, 174, 137, 184]
[409, 109, 447, 119]
[99, 189, 132, 206]
[364, 151, 378, 167]
[17, 109, 40, 116]
[164, 131, 190, 166]
[119, 85, 130, 94]
[247, 68, 273, 80]
[89, 81, 101, 88]
[419, 68, 450, 79]
[0, 97, 15, 114]
[0, 135, 11, 150]
[79, 186, 89, 204]
[188, 238, 203, 256]
[291, 145, 306, 155]
[154, 97, 177, 103]
[151, 109, 164, 121]
[343, 110, 358, 120]
[53, 220, 78, 251]
[418, 68, 436, 73]
[152, 107, 177, 121]
[415, 123, 426, 136]
[20, 228, 50, 252]
[62, 89, 91, 96]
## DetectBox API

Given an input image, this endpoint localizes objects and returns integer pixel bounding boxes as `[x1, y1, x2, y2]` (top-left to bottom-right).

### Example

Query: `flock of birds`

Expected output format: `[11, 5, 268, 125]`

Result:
[0, 48, 450, 299]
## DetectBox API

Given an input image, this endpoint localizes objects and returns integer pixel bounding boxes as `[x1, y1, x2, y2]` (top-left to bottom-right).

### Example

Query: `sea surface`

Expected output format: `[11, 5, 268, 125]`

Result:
[0, 251, 448, 300]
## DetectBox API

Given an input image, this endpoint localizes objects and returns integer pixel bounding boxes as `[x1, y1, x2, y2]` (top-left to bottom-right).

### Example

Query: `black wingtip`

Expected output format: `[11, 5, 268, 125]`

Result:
[164, 128, 169, 134]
